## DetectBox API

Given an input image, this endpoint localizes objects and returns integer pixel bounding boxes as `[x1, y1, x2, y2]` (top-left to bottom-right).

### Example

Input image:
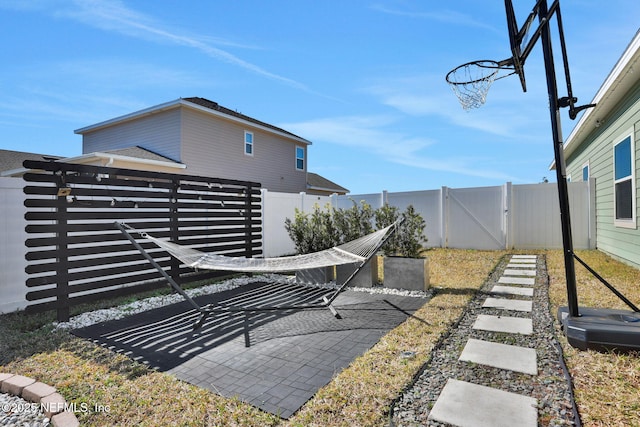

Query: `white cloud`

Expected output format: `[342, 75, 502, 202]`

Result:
[281, 115, 515, 181]
[370, 4, 499, 33]
[12, 0, 311, 92]
[363, 72, 547, 141]
[0, 58, 213, 125]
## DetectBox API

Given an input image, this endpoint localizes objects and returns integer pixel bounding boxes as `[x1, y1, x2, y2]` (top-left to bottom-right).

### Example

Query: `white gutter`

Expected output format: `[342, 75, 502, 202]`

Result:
[64, 152, 187, 169]
[1, 152, 186, 177]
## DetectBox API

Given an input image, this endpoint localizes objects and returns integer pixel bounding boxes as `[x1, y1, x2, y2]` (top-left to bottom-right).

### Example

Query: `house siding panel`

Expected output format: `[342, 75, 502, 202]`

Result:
[566, 81, 640, 267]
[180, 109, 305, 192]
[82, 109, 182, 161]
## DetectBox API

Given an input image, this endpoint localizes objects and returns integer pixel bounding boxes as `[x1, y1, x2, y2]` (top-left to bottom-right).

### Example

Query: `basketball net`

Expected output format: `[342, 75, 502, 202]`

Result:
[446, 60, 500, 110]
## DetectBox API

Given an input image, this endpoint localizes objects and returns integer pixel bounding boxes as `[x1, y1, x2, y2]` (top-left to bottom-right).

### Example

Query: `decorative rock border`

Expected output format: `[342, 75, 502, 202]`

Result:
[0, 373, 79, 427]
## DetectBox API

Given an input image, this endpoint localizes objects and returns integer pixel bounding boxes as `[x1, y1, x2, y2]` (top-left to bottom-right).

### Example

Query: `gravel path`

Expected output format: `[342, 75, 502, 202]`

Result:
[390, 254, 579, 427]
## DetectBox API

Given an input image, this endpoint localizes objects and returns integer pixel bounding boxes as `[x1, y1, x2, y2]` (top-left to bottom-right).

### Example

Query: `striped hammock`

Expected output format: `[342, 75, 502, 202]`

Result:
[136, 223, 397, 273]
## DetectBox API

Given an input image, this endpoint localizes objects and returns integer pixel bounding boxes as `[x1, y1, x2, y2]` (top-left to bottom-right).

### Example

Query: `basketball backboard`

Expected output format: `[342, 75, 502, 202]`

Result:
[505, 0, 536, 92]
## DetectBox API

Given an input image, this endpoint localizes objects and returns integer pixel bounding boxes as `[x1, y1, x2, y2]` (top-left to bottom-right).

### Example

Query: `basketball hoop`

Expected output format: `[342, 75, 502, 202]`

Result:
[445, 60, 502, 110]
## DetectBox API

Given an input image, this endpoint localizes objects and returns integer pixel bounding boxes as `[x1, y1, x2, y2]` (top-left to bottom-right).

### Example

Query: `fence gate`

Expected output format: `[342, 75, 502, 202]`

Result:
[443, 185, 508, 250]
[22, 160, 262, 321]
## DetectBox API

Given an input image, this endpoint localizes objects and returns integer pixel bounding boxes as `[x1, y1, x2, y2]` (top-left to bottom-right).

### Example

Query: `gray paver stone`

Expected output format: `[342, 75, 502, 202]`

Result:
[498, 276, 535, 285]
[459, 338, 537, 375]
[506, 263, 537, 269]
[429, 378, 537, 427]
[473, 314, 533, 335]
[483, 297, 532, 312]
[490, 285, 534, 297]
[503, 269, 537, 276]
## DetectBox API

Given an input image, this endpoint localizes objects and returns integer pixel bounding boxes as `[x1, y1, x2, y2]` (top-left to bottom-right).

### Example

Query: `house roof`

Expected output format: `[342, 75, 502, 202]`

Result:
[2, 148, 343, 195]
[0, 149, 62, 175]
[1, 146, 185, 177]
[75, 146, 181, 164]
[74, 97, 312, 146]
[551, 29, 640, 170]
[307, 172, 349, 194]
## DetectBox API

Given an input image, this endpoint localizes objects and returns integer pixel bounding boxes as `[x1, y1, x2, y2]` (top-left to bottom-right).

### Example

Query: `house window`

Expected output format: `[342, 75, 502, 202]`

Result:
[244, 131, 253, 156]
[582, 162, 589, 181]
[295, 146, 305, 171]
[613, 130, 635, 228]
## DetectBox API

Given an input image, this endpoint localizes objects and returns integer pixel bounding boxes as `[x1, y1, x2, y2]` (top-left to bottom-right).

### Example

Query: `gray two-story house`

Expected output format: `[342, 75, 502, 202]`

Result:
[75, 97, 324, 194]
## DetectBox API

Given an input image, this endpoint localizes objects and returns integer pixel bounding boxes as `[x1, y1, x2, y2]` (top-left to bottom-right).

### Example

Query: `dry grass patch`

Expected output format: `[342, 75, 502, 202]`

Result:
[546, 250, 640, 427]
[2, 339, 279, 427]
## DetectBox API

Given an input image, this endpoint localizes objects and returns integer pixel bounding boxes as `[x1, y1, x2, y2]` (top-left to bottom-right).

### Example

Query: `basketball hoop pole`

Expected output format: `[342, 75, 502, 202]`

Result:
[448, 0, 640, 351]
[536, 0, 580, 317]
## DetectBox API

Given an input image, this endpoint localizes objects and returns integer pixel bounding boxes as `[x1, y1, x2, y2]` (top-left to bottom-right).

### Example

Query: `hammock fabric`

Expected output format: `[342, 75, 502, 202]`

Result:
[115, 221, 400, 335]
[137, 223, 396, 273]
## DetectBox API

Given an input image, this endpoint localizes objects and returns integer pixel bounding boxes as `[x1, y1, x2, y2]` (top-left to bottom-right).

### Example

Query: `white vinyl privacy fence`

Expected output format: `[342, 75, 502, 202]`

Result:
[262, 180, 595, 256]
[0, 177, 29, 313]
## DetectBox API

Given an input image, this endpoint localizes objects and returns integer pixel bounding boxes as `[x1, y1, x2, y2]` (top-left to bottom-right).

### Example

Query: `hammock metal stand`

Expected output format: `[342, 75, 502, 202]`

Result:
[115, 221, 399, 346]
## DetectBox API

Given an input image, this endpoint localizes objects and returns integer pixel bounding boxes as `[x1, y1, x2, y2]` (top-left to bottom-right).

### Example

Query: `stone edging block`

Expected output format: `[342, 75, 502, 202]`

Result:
[0, 372, 79, 427]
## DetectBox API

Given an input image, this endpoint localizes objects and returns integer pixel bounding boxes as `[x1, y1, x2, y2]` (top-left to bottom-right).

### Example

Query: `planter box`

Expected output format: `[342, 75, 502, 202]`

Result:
[296, 266, 335, 285]
[335, 257, 379, 288]
[383, 256, 429, 291]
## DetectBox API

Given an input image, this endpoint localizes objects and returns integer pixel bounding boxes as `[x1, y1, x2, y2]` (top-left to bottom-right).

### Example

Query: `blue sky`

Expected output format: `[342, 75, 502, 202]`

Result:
[1, 1, 638, 194]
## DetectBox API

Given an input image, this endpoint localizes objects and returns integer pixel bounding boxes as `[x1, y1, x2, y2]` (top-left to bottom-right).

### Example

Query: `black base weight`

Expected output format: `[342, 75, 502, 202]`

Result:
[557, 306, 640, 352]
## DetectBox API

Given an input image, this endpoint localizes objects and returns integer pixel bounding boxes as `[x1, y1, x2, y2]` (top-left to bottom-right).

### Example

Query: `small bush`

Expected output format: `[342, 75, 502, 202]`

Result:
[286, 201, 427, 258]
[284, 204, 337, 254]
[333, 199, 374, 244]
[375, 204, 427, 258]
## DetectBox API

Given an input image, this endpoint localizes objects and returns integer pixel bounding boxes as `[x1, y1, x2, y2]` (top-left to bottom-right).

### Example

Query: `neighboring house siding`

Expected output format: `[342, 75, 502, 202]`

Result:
[180, 108, 305, 192]
[566, 81, 640, 267]
[82, 109, 182, 161]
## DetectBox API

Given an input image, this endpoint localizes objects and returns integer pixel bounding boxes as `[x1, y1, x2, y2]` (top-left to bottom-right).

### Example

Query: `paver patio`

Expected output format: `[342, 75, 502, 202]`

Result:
[73, 281, 427, 418]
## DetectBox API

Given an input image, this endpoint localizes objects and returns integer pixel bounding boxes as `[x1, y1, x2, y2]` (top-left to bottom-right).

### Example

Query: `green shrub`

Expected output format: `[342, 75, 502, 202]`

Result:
[333, 199, 374, 244]
[396, 205, 427, 258]
[285, 201, 426, 258]
[284, 204, 337, 254]
[375, 204, 427, 258]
